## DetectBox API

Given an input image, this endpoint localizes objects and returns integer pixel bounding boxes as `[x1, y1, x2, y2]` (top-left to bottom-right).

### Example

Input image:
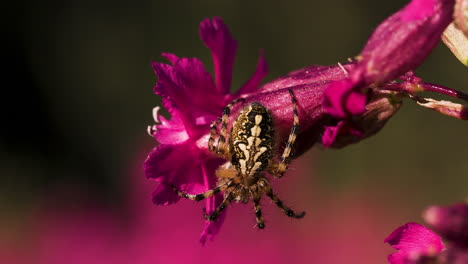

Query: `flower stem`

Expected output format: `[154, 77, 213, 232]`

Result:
[381, 82, 468, 102]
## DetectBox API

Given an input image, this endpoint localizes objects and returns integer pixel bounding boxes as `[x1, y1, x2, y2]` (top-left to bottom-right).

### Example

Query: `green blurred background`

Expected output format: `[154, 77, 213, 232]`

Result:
[1, 0, 467, 262]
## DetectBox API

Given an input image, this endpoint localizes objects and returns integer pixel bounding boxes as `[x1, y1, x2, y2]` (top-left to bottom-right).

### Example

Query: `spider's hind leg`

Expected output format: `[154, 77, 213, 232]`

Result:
[269, 89, 300, 178]
[264, 184, 305, 219]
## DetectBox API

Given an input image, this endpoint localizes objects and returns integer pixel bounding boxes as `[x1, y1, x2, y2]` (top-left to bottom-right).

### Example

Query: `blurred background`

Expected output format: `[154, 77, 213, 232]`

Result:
[1, 0, 467, 263]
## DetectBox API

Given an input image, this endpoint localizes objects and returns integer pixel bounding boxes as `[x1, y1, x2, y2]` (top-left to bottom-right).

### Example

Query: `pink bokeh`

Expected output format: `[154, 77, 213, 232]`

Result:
[1, 148, 401, 264]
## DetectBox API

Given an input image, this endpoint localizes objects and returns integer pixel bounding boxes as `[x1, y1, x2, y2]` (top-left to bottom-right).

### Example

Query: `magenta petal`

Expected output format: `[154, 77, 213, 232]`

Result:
[401, 0, 436, 21]
[144, 145, 173, 181]
[153, 109, 189, 145]
[199, 17, 237, 94]
[152, 183, 180, 206]
[346, 88, 367, 116]
[385, 222, 445, 264]
[152, 57, 218, 116]
[200, 195, 226, 245]
[357, 0, 454, 85]
[322, 121, 364, 148]
[199, 158, 226, 245]
[323, 78, 365, 119]
[161, 52, 179, 64]
[322, 123, 343, 148]
[236, 49, 268, 96]
[145, 143, 209, 206]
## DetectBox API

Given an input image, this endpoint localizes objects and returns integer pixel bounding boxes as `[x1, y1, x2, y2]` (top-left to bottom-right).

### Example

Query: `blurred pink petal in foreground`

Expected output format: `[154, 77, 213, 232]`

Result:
[1, 151, 399, 264]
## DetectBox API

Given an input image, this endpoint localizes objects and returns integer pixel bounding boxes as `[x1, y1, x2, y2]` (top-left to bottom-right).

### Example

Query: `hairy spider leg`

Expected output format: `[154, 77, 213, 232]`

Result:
[252, 195, 265, 229]
[208, 98, 246, 157]
[208, 117, 221, 153]
[172, 180, 234, 201]
[206, 190, 236, 222]
[265, 184, 305, 219]
[269, 89, 300, 178]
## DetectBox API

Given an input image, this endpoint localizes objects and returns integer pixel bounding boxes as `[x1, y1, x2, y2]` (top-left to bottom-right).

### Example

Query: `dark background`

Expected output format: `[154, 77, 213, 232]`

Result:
[1, 1, 467, 263]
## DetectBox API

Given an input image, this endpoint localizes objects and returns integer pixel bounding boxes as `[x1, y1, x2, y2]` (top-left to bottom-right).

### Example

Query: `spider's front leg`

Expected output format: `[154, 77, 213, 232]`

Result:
[269, 89, 300, 178]
[205, 190, 236, 222]
[172, 180, 234, 201]
[208, 97, 245, 158]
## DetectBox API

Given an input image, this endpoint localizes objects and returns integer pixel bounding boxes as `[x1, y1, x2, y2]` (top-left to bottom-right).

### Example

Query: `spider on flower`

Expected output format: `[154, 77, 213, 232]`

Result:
[173, 89, 305, 229]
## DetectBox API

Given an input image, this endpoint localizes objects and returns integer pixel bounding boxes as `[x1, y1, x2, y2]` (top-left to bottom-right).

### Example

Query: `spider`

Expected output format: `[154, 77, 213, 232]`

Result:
[173, 89, 305, 229]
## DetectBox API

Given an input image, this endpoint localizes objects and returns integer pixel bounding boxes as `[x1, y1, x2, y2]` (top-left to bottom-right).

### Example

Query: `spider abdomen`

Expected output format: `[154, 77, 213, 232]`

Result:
[230, 103, 274, 177]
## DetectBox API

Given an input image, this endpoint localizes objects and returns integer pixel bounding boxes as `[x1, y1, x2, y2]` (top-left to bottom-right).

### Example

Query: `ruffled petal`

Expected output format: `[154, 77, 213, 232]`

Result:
[323, 78, 366, 119]
[144, 144, 174, 181]
[144, 143, 211, 206]
[322, 121, 364, 148]
[236, 49, 268, 96]
[200, 17, 237, 94]
[385, 222, 445, 264]
[152, 108, 189, 145]
[151, 183, 181, 206]
[199, 158, 226, 245]
[152, 56, 221, 117]
[200, 194, 226, 245]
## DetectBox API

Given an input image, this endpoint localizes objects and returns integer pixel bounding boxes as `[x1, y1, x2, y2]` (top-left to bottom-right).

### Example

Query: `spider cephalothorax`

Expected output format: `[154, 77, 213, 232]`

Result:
[173, 90, 305, 229]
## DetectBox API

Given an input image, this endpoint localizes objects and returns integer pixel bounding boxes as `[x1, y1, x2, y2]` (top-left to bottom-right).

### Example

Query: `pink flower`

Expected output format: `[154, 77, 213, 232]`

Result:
[322, 0, 468, 147]
[324, 0, 455, 118]
[386, 202, 468, 264]
[385, 222, 445, 264]
[424, 203, 468, 247]
[144, 17, 268, 244]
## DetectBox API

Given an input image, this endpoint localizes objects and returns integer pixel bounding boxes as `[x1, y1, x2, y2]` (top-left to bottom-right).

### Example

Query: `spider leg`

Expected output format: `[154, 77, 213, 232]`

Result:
[265, 185, 305, 219]
[252, 196, 265, 229]
[206, 190, 235, 222]
[208, 117, 222, 153]
[172, 180, 233, 201]
[214, 98, 245, 157]
[269, 89, 300, 178]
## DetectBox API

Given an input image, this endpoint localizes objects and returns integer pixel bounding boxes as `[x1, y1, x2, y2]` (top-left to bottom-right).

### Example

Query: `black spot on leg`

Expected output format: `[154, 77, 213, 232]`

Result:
[296, 211, 306, 218]
[194, 194, 205, 201]
[291, 124, 300, 134]
[287, 210, 294, 217]
[208, 214, 217, 222]
[223, 107, 230, 116]
[255, 210, 262, 218]
[258, 223, 265, 229]
[212, 187, 221, 195]
[275, 199, 283, 208]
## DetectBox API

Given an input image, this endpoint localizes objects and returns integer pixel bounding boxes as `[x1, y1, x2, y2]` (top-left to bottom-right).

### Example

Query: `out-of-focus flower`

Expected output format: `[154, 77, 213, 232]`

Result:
[442, 22, 468, 66]
[453, 0, 468, 36]
[385, 222, 445, 264]
[2, 154, 399, 264]
[324, 0, 456, 118]
[386, 202, 468, 264]
[424, 203, 468, 247]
